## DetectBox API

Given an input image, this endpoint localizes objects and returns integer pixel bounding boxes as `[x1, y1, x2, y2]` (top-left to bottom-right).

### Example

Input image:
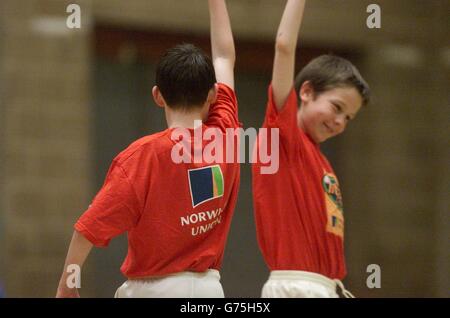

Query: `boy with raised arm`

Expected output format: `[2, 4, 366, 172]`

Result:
[252, 0, 370, 298]
[56, 0, 240, 298]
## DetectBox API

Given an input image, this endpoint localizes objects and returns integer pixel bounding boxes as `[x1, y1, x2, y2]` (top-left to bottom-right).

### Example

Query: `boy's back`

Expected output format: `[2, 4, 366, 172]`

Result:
[56, 0, 239, 298]
[76, 83, 240, 278]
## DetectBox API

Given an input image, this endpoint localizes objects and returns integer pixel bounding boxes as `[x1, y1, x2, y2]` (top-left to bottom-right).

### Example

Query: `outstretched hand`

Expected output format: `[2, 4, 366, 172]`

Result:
[56, 279, 80, 298]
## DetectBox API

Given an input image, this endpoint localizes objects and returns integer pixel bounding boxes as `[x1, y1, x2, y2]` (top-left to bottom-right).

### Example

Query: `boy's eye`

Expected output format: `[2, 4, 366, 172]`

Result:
[333, 103, 341, 112]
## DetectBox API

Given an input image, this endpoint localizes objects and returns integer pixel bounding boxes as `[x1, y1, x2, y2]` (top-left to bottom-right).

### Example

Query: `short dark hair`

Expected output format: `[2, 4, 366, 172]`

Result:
[295, 55, 370, 106]
[155, 43, 216, 110]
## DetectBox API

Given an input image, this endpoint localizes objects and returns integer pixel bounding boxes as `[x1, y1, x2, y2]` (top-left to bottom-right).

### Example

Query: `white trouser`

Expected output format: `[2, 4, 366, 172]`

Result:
[115, 269, 224, 298]
[262, 270, 354, 298]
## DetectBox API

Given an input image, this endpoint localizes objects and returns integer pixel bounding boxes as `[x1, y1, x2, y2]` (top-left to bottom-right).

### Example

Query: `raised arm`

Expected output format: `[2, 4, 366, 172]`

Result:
[272, 0, 306, 110]
[56, 230, 93, 297]
[208, 0, 235, 90]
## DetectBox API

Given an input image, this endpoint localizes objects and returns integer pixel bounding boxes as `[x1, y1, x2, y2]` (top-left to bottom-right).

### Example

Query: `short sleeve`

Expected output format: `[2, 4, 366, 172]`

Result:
[205, 83, 241, 131]
[263, 84, 298, 132]
[75, 160, 141, 247]
[262, 84, 301, 156]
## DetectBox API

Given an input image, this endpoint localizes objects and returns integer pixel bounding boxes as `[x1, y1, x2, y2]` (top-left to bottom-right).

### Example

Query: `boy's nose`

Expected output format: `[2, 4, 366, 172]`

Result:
[334, 115, 346, 130]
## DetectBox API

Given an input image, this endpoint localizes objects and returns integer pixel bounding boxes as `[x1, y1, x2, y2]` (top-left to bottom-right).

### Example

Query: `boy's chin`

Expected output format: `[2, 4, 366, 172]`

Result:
[310, 135, 324, 144]
[315, 134, 332, 143]
[305, 128, 331, 143]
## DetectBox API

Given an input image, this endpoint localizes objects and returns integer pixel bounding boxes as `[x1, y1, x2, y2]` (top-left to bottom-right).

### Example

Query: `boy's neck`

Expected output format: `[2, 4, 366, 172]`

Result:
[166, 107, 207, 129]
[297, 106, 306, 131]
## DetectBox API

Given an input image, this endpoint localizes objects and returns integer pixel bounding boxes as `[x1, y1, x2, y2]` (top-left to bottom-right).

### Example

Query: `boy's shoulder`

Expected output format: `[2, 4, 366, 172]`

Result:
[217, 82, 235, 96]
[114, 129, 173, 166]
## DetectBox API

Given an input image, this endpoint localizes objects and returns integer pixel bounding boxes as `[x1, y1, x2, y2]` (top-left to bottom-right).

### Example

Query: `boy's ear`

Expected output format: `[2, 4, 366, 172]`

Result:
[152, 86, 167, 108]
[206, 83, 219, 105]
[299, 81, 315, 105]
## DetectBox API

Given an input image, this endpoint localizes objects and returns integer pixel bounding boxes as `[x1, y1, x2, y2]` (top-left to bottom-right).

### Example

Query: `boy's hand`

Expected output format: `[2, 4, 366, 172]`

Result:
[56, 280, 80, 298]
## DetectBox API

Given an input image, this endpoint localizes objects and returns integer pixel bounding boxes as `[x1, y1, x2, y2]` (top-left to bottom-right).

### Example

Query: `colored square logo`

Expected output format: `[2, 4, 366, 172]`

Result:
[188, 165, 224, 207]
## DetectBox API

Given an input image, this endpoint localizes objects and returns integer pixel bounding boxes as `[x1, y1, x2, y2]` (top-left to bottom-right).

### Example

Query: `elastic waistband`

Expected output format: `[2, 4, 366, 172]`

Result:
[268, 270, 355, 298]
[129, 269, 220, 281]
[268, 270, 337, 291]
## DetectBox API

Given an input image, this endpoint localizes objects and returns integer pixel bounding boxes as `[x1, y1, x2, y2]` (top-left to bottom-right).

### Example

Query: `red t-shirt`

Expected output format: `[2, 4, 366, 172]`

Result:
[252, 85, 346, 279]
[75, 83, 241, 278]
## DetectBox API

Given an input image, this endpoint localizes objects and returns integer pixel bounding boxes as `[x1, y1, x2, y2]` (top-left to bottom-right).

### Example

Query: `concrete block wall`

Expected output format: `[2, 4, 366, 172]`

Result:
[0, 0, 94, 297]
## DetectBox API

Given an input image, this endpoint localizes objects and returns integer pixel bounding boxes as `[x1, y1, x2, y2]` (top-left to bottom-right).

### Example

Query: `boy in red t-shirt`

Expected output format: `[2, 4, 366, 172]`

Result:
[56, 0, 240, 298]
[252, 0, 370, 297]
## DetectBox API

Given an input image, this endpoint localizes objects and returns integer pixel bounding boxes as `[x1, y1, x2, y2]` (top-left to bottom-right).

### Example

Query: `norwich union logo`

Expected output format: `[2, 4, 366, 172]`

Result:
[188, 165, 224, 208]
[322, 173, 344, 238]
[322, 174, 343, 210]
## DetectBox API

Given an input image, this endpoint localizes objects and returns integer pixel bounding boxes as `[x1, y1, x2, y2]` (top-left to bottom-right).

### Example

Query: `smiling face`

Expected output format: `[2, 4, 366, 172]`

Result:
[297, 82, 363, 143]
